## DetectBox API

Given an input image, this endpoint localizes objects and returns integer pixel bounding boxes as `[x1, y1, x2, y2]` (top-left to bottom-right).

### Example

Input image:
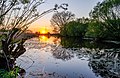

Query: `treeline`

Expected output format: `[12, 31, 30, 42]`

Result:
[51, 0, 120, 40]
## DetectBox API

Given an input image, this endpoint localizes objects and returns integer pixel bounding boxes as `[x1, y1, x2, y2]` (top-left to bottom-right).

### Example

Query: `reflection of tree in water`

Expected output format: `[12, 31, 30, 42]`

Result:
[61, 37, 83, 48]
[52, 46, 74, 61]
[52, 44, 120, 78]
[89, 48, 120, 78]
[51, 46, 91, 61]
[61, 37, 120, 49]
[24, 38, 44, 49]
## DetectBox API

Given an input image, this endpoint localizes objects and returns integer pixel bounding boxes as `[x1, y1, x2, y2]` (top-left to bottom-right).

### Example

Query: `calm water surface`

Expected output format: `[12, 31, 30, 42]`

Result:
[16, 36, 120, 78]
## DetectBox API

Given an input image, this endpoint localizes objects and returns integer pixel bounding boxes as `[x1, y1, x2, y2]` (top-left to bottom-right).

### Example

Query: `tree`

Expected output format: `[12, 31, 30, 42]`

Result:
[0, 0, 68, 71]
[61, 21, 88, 37]
[50, 11, 75, 32]
[89, 0, 120, 39]
[85, 21, 106, 38]
[76, 17, 90, 24]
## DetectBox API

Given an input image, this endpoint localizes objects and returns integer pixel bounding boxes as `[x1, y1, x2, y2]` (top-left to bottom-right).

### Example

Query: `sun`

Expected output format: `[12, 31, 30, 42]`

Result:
[39, 28, 48, 34]
[41, 30, 47, 34]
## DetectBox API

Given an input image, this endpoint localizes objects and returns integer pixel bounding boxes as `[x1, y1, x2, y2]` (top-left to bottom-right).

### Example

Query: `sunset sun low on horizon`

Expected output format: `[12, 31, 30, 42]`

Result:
[38, 27, 49, 34]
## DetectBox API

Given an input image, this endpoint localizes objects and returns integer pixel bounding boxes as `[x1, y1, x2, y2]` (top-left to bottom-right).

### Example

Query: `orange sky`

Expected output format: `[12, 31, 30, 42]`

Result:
[29, 25, 53, 33]
[28, 15, 54, 33]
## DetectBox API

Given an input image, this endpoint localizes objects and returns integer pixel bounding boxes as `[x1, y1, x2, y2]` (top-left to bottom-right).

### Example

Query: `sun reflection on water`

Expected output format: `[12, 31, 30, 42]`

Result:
[39, 35, 60, 44]
[39, 35, 49, 42]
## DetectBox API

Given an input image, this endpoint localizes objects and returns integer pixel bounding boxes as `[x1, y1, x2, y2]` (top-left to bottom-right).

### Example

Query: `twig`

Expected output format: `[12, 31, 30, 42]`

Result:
[2, 50, 10, 71]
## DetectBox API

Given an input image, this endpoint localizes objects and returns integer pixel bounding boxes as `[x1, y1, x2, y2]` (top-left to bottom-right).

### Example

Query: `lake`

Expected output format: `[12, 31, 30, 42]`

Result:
[16, 35, 120, 78]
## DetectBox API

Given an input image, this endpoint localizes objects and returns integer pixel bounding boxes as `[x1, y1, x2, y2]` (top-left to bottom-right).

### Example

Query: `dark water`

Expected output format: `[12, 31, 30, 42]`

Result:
[16, 35, 120, 78]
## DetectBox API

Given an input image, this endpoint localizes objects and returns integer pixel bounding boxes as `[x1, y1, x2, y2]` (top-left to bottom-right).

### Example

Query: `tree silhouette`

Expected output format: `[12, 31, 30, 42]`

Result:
[50, 11, 75, 32]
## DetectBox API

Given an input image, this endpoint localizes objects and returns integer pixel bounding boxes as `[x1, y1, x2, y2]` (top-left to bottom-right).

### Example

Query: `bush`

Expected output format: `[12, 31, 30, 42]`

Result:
[0, 68, 19, 78]
[85, 21, 106, 38]
[60, 21, 88, 37]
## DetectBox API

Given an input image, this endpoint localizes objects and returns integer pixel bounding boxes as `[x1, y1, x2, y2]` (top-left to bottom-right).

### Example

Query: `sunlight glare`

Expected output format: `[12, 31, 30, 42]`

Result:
[39, 28, 48, 34]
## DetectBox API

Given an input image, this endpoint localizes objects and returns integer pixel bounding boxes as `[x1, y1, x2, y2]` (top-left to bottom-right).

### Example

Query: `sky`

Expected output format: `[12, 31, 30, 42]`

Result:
[29, 0, 103, 33]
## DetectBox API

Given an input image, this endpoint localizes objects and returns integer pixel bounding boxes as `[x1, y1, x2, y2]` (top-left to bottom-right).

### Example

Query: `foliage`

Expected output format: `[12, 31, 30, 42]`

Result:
[60, 37, 83, 48]
[85, 21, 105, 38]
[89, 0, 120, 39]
[51, 0, 120, 40]
[0, 68, 19, 78]
[49, 0, 120, 40]
[50, 11, 75, 31]
[61, 21, 88, 37]
[76, 17, 90, 24]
